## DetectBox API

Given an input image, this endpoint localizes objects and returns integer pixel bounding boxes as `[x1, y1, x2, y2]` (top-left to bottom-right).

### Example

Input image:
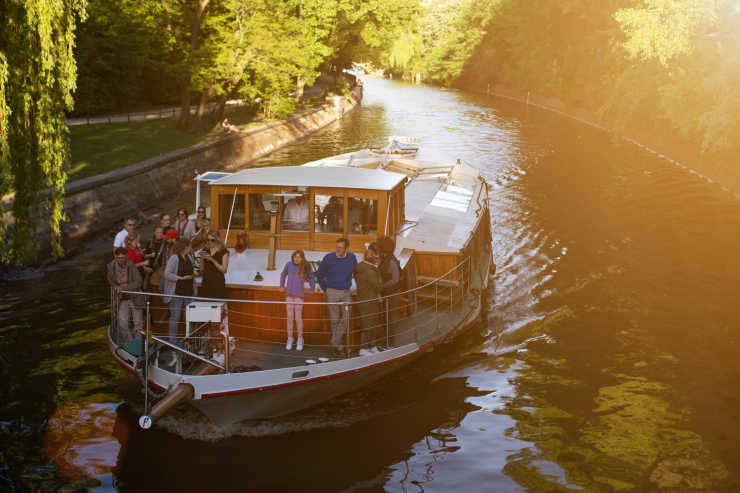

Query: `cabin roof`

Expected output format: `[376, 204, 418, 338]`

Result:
[302, 149, 487, 252]
[210, 165, 406, 190]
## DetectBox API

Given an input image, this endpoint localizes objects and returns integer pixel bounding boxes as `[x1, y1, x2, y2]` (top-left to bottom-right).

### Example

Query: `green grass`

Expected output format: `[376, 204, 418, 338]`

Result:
[68, 107, 268, 181]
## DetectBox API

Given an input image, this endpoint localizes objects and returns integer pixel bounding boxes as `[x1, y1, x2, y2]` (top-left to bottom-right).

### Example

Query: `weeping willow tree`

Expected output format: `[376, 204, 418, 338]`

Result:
[0, 0, 86, 265]
[385, 30, 424, 75]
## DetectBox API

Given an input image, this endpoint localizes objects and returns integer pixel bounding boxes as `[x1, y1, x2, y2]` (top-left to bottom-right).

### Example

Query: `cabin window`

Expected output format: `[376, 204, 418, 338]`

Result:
[314, 195, 344, 233]
[348, 197, 378, 235]
[249, 193, 278, 231]
[218, 193, 245, 229]
[281, 194, 309, 231]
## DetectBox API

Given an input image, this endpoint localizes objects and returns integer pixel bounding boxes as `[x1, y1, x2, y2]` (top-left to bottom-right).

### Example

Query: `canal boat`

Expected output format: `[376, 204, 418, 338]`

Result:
[369, 136, 420, 156]
[108, 145, 493, 428]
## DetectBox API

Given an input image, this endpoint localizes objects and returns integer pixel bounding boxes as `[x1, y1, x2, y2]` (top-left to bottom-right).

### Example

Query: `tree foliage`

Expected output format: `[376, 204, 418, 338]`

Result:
[385, 0, 740, 157]
[614, 0, 719, 66]
[74, 0, 177, 115]
[0, 0, 86, 264]
[72, 0, 417, 123]
[1, 0, 416, 264]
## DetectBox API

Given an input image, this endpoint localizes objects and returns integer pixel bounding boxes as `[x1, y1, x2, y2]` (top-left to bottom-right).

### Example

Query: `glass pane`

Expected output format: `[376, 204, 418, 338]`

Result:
[249, 193, 278, 231]
[314, 195, 344, 233]
[281, 194, 309, 231]
[348, 198, 378, 235]
[219, 194, 245, 229]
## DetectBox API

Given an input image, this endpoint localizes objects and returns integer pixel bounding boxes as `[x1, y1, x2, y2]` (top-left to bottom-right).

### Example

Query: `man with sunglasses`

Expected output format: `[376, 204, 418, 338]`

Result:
[113, 217, 136, 255]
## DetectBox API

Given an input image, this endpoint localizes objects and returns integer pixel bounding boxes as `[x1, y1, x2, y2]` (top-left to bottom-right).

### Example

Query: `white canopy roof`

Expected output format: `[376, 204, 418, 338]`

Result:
[210, 165, 406, 190]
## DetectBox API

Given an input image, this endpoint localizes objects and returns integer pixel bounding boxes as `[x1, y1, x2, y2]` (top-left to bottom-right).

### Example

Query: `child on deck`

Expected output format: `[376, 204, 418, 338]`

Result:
[280, 250, 315, 351]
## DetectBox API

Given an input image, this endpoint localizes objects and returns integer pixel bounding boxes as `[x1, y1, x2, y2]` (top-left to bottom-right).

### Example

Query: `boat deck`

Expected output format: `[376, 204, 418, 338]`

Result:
[224, 291, 480, 372]
[230, 342, 333, 371]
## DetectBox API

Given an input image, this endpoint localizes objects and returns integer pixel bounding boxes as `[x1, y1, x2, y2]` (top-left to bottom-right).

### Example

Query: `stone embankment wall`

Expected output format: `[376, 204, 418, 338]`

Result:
[480, 84, 740, 197]
[54, 85, 362, 256]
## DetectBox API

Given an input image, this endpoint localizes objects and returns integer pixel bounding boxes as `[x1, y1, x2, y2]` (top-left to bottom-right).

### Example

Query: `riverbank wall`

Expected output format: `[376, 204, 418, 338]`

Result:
[21, 84, 362, 261]
[473, 83, 740, 197]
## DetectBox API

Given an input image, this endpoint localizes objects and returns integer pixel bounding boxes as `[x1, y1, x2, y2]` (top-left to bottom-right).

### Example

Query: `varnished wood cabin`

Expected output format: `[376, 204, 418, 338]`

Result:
[166, 155, 491, 348]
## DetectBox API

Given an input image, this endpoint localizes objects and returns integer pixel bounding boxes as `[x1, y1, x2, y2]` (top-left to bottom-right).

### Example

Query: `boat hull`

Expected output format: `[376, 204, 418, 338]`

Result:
[108, 279, 486, 425]
[191, 347, 421, 424]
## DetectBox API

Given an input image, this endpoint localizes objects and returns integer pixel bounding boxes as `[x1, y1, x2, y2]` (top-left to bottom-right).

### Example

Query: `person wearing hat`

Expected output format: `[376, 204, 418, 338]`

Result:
[151, 229, 183, 324]
[159, 229, 180, 287]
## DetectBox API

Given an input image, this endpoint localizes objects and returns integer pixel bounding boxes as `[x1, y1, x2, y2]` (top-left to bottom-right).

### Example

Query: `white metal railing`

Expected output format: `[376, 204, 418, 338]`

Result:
[112, 256, 476, 375]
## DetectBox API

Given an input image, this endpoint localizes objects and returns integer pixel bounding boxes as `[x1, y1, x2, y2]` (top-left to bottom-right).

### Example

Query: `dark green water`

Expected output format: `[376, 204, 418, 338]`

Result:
[2, 77, 739, 492]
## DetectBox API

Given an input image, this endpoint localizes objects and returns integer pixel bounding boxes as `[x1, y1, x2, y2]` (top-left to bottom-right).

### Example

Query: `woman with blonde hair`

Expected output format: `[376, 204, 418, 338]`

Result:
[199, 229, 229, 299]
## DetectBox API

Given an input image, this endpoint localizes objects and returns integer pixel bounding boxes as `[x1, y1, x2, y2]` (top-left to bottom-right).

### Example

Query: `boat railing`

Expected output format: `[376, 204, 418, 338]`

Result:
[113, 256, 478, 374]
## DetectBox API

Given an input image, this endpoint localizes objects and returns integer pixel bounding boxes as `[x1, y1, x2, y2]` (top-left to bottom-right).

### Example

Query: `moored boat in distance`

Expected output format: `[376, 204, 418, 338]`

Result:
[109, 140, 494, 428]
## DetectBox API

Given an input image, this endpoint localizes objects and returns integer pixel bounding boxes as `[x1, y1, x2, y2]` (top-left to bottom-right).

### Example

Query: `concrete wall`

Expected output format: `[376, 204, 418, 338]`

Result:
[51, 85, 362, 256]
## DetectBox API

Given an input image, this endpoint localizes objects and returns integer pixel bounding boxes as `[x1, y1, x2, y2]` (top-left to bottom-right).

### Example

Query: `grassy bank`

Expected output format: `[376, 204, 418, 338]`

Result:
[68, 107, 268, 182]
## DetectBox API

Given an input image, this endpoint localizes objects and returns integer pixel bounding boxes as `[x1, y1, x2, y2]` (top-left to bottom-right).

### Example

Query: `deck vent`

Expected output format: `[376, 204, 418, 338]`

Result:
[291, 370, 309, 379]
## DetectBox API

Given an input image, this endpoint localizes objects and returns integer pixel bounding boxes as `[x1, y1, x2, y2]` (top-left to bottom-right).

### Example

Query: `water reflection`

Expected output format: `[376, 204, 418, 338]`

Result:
[2, 76, 739, 491]
[114, 350, 487, 492]
[44, 402, 127, 484]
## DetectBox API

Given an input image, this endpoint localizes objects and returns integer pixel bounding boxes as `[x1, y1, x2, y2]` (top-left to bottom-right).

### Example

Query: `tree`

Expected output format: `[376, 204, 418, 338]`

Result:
[73, 0, 179, 115]
[0, 0, 86, 264]
[327, 0, 420, 70]
[421, 0, 501, 85]
[614, 0, 719, 66]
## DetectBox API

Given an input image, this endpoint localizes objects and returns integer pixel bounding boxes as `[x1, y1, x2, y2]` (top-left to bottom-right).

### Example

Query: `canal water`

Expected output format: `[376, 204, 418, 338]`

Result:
[2, 76, 739, 491]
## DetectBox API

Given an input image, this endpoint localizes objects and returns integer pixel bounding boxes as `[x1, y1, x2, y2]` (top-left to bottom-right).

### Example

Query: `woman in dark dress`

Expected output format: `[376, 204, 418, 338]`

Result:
[200, 229, 229, 299]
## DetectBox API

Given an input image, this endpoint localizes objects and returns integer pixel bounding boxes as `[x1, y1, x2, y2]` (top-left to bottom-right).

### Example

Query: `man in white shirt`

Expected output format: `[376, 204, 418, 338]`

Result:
[282, 195, 309, 231]
[113, 217, 136, 254]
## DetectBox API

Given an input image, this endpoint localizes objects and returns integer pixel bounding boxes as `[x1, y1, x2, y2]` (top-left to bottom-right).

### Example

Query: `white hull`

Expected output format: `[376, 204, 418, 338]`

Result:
[108, 276, 487, 425]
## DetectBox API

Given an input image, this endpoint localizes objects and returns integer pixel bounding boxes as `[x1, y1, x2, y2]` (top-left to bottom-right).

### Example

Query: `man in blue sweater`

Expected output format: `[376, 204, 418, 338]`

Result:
[316, 237, 357, 357]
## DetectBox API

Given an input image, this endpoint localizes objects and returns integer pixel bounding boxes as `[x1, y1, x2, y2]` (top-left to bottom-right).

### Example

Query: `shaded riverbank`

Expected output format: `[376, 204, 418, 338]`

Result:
[464, 82, 740, 197]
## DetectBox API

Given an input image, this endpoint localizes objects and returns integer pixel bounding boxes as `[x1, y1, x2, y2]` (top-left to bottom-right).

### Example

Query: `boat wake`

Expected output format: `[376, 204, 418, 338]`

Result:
[130, 390, 402, 441]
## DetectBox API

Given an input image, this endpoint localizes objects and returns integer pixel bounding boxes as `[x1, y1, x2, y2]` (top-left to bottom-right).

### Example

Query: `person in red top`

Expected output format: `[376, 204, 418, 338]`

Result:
[125, 232, 152, 277]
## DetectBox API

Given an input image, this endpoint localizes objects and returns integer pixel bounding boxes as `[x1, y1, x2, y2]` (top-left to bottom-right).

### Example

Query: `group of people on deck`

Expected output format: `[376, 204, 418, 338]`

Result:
[280, 236, 401, 358]
[108, 209, 401, 360]
[107, 208, 229, 353]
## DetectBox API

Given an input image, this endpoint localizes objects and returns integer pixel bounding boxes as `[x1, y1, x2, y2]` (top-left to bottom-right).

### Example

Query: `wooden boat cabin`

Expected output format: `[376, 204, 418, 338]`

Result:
[204, 166, 408, 346]
[209, 166, 407, 255]
[185, 155, 492, 351]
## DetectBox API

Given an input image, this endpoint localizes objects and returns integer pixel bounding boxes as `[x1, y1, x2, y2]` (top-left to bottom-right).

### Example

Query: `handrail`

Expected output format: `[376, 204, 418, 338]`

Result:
[111, 255, 475, 376]
[119, 256, 470, 306]
[147, 332, 225, 371]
